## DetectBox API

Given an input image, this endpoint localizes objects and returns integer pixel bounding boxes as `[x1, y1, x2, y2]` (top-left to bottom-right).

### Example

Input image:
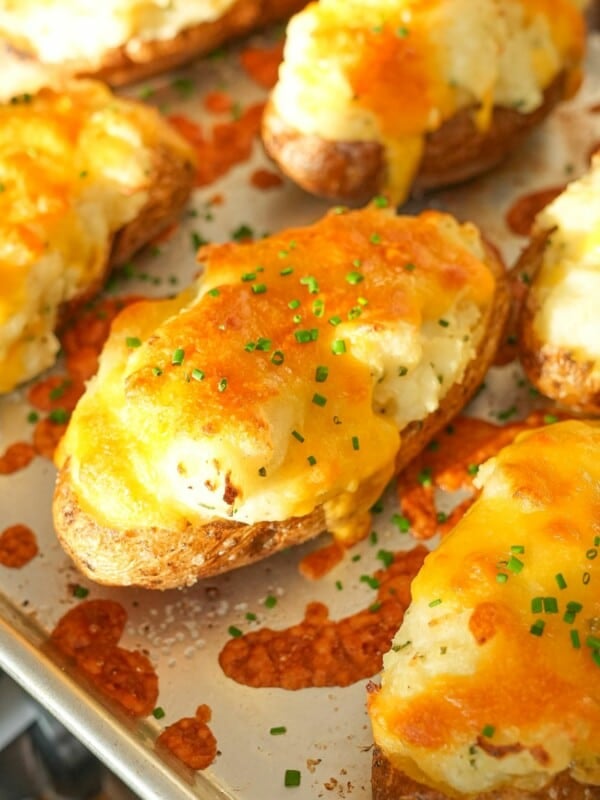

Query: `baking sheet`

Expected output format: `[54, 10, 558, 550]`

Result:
[0, 29, 599, 800]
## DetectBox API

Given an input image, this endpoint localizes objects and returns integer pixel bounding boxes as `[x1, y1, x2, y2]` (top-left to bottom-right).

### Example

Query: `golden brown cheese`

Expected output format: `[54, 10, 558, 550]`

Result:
[0, 80, 193, 394]
[369, 420, 600, 796]
[55, 206, 496, 546]
[272, 0, 585, 203]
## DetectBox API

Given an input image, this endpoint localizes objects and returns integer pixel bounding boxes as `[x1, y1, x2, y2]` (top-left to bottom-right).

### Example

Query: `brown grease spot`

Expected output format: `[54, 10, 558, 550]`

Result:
[156, 704, 217, 771]
[219, 547, 427, 689]
[49, 600, 158, 717]
[0, 524, 38, 567]
[250, 168, 283, 190]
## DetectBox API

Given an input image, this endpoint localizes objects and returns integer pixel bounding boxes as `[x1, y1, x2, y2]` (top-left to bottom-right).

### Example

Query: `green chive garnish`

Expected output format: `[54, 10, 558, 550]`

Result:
[530, 620, 545, 637]
[218, 378, 228, 392]
[429, 598, 442, 608]
[351, 436, 360, 451]
[73, 585, 89, 599]
[126, 336, 141, 348]
[555, 573, 567, 590]
[291, 430, 304, 443]
[332, 339, 346, 355]
[270, 726, 287, 735]
[152, 707, 166, 720]
[312, 393, 327, 407]
[228, 626, 243, 638]
[252, 283, 267, 294]
[307, 455, 317, 466]
[264, 595, 277, 609]
[271, 350, 284, 365]
[392, 514, 410, 533]
[284, 769, 301, 787]
[346, 271, 364, 285]
[172, 348, 184, 365]
[315, 365, 329, 383]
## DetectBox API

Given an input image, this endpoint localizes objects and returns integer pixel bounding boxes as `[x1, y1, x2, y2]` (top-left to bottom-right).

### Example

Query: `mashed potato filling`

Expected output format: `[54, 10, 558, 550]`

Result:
[532, 158, 600, 373]
[57, 207, 497, 543]
[272, 0, 585, 203]
[0, 81, 170, 394]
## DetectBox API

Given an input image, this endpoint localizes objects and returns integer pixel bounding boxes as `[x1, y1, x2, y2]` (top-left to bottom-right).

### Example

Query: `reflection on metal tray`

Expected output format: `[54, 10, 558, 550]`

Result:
[0, 29, 599, 800]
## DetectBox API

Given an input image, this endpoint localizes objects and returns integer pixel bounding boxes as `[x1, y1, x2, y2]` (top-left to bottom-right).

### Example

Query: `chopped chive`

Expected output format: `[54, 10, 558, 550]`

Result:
[377, 549, 394, 568]
[172, 348, 185, 365]
[284, 769, 301, 787]
[280, 266, 294, 276]
[346, 271, 364, 285]
[531, 597, 543, 614]
[543, 597, 558, 613]
[217, 378, 228, 392]
[592, 651, 600, 668]
[256, 338, 271, 352]
[191, 368, 205, 382]
[252, 283, 267, 295]
[373, 195, 389, 208]
[271, 350, 285, 366]
[371, 499, 384, 513]
[291, 430, 304, 443]
[292, 314, 302, 324]
[152, 707, 166, 720]
[312, 299, 325, 317]
[312, 393, 327, 407]
[207, 288, 220, 297]
[360, 575, 380, 590]
[27, 411, 39, 424]
[429, 598, 442, 608]
[246, 612, 257, 621]
[482, 724, 495, 738]
[398, 366, 408, 377]
[335, 580, 343, 590]
[315, 365, 329, 383]
[295, 329, 318, 343]
[392, 514, 410, 533]
[507, 555, 524, 574]
[586, 635, 600, 649]
[49, 408, 69, 424]
[288, 298, 301, 309]
[369, 602, 382, 613]
[530, 620, 545, 637]
[73, 585, 89, 599]
[586, 548, 598, 560]
[571, 629, 581, 648]
[270, 726, 287, 736]
[543, 414, 559, 424]
[396, 25, 410, 36]
[437, 511, 448, 523]
[404, 262, 416, 272]
[258, 467, 267, 477]
[331, 339, 346, 355]
[496, 573, 508, 583]
[555, 573, 567, 590]
[307, 455, 317, 466]
[300, 275, 319, 294]
[264, 595, 277, 609]
[126, 336, 142, 348]
[191, 231, 208, 250]
[152, 367, 163, 377]
[467, 464, 479, 476]
[351, 436, 360, 451]
[370, 531, 378, 545]
[370, 232, 381, 244]
[391, 640, 411, 652]
[511, 545, 525, 554]
[329, 315, 342, 326]
[438, 319, 450, 328]
[417, 467, 433, 487]
[228, 625, 243, 638]
[244, 342, 257, 352]
[232, 224, 254, 240]
[241, 272, 256, 282]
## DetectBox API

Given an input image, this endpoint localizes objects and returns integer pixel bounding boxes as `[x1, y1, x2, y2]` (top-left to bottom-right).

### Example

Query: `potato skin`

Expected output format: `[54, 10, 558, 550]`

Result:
[52, 240, 509, 590]
[517, 233, 600, 414]
[87, 0, 307, 86]
[371, 747, 600, 800]
[262, 73, 567, 204]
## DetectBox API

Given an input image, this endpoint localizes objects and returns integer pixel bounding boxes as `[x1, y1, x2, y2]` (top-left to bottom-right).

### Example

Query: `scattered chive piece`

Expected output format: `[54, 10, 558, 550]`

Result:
[312, 393, 327, 407]
[592, 651, 600, 669]
[218, 378, 228, 392]
[291, 430, 304, 443]
[437, 511, 448, 523]
[295, 329, 318, 343]
[360, 575, 380, 590]
[511, 545, 525, 554]
[377, 550, 394, 568]
[49, 408, 69, 424]
[258, 467, 267, 477]
[392, 513, 410, 533]
[335, 580, 343, 590]
[369, 602, 382, 613]
[571, 630, 581, 649]
[270, 726, 287, 736]
[370, 232, 381, 244]
[507, 555, 524, 574]
[152, 707, 166, 720]
[246, 612, 257, 621]
[371, 499, 384, 513]
[543, 597, 558, 613]
[264, 595, 277, 609]
[373, 195, 389, 207]
[245, 342, 257, 352]
[346, 271, 364, 285]
[241, 272, 256, 282]
[252, 283, 267, 294]
[496, 573, 508, 584]
[191, 231, 208, 250]
[280, 266, 294, 276]
[284, 769, 301, 788]
[73, 585, 89, 599]
[555, 573, 567, 590]
[429, 598, 442, 608]
[467, 464, 479, 476]
[332, 339, 346, 355]
[586, 548, 598, 560]
[256, 338, 271, 352]
[312, 299, 325, 317]
[191, 368, 205, 382]
[351, 436, 360, 451]
[307, 455, 317, 466]
[232, 223, 254, 241]
[391, 640, 411, 652]
[27, 411, 39, 424]
[530, 620, 545, 637]
[329, 315, 342, 326]
[288, 298, 300, 309]
[531, 597, 543, 614]
[300, 275, 319, 294]
[351, 554, 361, 562]
[396, 25, 410, 36]
[398, 366, 408, 377]
[207, 288, 220, 297]
[543, 414, 559, 424]
[292, 314, 302, 324]
[271, 350, 285, 366]
[228, 626, 243, 638]
[172, 348, 184, 365]
[417, 467, 433, 487]
[152, 367, 163, 377]
[126, 336, 142, 348]
[586, 635, 600, 650]
[482, 725, 495, 738]
[404, 262, 416, 272]
[438, 319, 450, 328]
[315, 365, 329, 383]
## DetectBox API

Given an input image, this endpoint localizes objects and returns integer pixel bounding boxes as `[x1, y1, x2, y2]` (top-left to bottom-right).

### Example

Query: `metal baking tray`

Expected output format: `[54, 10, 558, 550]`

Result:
[0, 29, 599, 800]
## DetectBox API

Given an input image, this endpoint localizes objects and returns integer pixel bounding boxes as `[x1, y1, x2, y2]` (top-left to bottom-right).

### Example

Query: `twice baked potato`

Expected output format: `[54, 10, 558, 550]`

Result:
[263, 0, 586, 205]
[518, 159, 600, 412]
[0, 0, 307, 95]
[0, 79, 196, 395]
[369, 419, 600, 799]
[53, 204, 509, 589]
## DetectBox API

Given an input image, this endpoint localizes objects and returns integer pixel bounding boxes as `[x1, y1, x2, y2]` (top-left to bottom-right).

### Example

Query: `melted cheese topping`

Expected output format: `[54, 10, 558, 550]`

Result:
[56, 207, 496, 542]
[370, 420, 600, 795]
[272, 0, 585, 203]
[531, 158, 600, 374]
[0, 0, 237, 68]
[0, 80, 184, 394]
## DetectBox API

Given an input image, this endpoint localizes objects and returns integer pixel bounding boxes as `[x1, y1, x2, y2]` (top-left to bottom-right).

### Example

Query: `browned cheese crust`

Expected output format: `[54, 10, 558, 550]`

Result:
[262, 73, 567, 204]
[88, 0, 307, 86]
[52, 241, 509, 590]
[371, 748, 600, 800]
[517, 232, 600, 414]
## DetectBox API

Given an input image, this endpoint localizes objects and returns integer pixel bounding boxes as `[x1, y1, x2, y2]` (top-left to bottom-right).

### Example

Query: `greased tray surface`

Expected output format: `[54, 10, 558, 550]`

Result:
[0, 30, 599, 800]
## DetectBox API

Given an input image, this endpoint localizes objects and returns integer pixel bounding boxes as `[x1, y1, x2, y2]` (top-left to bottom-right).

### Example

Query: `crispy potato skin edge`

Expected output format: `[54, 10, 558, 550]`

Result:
[262, 73, 567, 203]
[517, 232, 600, 414]
[52, 236, 510, 589]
